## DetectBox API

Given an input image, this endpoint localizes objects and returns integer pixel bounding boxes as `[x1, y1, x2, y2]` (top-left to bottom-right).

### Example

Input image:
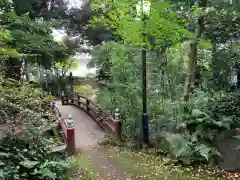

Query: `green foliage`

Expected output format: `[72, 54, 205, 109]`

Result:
[151, 90, 233, 164]
[1, 11, 69, 68]
[55, 58, 79, 73]
[161, 132, 220, 165]
[0, 28, 19, 60]
[90, 0, 190, 50]
[0, 79, 72, 179]
[37, 57, 80, 96]
[0, 79, 55, 129]
[0, 1, 85, 179]
[208, 92, 240, 127]
[93, 42, 142, 138]
[92, 39, 240, 165]
[0, 137, 70, 179]
[1, 0, 236, 173]
[0, 2, 75, 81]
[10, 0, 68, 20]
[75, 85, 94, 98]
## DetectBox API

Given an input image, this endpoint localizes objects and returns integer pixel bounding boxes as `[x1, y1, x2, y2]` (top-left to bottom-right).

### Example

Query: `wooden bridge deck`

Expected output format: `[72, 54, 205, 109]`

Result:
[56, 100, 105, 150]
[56, 100, 128, 179]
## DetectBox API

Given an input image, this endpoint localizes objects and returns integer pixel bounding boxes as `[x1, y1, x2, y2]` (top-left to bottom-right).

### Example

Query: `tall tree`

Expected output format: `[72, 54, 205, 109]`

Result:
[66, 0, 120, 45]
[0, 1, 72, 80]
[11, 0, 68, 20]
[183, 0, 208, 101]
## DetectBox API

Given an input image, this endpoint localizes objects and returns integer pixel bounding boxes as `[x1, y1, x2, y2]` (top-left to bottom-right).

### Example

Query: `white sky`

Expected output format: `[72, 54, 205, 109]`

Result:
[71, 53, 96, 77]
[52, 29, 66, 41]
[52, 0, 95, 78]
[67, 0, 84, 9]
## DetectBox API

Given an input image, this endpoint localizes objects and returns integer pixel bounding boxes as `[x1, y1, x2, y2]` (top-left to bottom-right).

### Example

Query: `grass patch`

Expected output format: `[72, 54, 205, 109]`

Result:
[101, 146, 228, 180]
[68, 152, 102, 180]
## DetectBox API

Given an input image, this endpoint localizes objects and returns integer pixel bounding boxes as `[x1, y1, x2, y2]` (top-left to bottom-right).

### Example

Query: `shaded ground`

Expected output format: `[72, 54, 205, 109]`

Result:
[56, 101, 128, 180]
[100, 146, 229, 180]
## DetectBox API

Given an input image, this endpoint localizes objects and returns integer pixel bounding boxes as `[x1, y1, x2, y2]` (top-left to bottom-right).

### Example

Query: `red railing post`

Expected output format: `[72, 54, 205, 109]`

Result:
[66, 114, 75, 155]
[113, 119, 121, 140]
[113, 108, 121, 140]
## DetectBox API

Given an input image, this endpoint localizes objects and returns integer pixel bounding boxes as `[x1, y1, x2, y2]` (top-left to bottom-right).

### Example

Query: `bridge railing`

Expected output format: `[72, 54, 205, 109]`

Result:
[51, 101, 75, 155]
[61, 92, 121, 140]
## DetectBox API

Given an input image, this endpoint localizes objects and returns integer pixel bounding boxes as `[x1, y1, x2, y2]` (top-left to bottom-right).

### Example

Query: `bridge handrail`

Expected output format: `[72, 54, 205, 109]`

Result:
[65, 93, 106, 113]
[61, 92, 121, 139]
[52, 104, 67, 137]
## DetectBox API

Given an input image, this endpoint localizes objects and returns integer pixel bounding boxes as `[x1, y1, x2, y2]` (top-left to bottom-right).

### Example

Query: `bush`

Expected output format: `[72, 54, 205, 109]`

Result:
[0, 137, 70, 179]
[208, 92, 240, 128]
[154, 90, 235, 165]
[75, 85, 94, 98]
[0, 79, 71, 179]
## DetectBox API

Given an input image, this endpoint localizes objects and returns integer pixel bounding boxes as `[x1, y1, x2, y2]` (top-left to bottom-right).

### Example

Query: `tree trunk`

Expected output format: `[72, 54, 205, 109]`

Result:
[183, 0, 207, 102]
[165, 50, 176, 101]
[211, 40, 219, 89]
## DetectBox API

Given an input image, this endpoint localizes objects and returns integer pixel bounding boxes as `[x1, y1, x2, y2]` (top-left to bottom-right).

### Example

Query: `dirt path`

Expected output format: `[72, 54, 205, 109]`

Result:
[56, 101, 128, 180]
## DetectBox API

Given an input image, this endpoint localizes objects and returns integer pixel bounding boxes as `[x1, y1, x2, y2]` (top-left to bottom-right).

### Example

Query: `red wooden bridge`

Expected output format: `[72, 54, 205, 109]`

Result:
[53, 93, 121, 153]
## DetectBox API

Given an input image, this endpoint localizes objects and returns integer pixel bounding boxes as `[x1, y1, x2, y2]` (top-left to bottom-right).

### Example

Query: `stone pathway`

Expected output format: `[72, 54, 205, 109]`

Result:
[56, 101, 128, 180]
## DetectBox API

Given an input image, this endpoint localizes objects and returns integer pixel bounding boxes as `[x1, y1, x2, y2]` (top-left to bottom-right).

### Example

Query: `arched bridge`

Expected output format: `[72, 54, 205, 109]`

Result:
[53, 93, 121, 152]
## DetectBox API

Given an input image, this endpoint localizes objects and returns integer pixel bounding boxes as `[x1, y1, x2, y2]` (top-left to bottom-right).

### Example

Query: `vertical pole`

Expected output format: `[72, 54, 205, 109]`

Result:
[113, 120, 121, 140]
[61, 90, 65, 105]
[51, 100, 56, 114]
[69, 72, 74, 104]
[142, 6, 149, 146]
[67, 129, 75, 155]
[113, 108, 121, 140]
[237, 67, 240, 89]
[67, 114, 75, 155]
[86, 99, 90, 112]
[69, 72, 74, 93]
[78, 95, 80, 106]
[67, 128, 75, 155]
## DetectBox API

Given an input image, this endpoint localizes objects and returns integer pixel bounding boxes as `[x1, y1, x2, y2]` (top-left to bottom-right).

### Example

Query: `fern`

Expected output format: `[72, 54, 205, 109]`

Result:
[162, 131, 221, 164]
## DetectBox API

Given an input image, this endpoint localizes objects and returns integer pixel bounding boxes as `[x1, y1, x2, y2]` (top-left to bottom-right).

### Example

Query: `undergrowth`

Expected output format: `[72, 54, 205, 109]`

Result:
[0, 79, 72, 179]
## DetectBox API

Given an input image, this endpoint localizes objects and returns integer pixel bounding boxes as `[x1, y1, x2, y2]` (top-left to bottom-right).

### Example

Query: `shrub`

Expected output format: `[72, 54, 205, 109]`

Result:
[0, 137, 70, 179]
[155, 90, 234, 165]
[0, 79, 71, 179]
[75, 85, 94, 98]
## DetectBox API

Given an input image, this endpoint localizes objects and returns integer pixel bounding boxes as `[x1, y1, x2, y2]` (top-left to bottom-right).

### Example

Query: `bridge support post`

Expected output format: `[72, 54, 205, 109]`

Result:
[66, 114, 75, 155]
[113, 108, 121, 140]
[113, 120, 121, 140]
